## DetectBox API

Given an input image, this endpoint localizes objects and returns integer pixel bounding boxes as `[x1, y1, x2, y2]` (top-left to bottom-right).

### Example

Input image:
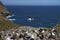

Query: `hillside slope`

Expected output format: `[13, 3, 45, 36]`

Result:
[0, 1, 19, 31]
[0, 14, 19, 31]
[0, 1, 12, 17]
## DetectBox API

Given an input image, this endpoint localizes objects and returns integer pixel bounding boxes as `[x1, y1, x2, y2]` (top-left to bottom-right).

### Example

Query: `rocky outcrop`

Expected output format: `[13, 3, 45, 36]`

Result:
[0, 1, 12, 17]
[0, 1, 19, 31]
[54, 22, 60, 33]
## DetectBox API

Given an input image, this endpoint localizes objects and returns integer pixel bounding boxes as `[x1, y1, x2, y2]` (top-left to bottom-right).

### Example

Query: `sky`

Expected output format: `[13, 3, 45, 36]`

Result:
[0, 0, 60, 5]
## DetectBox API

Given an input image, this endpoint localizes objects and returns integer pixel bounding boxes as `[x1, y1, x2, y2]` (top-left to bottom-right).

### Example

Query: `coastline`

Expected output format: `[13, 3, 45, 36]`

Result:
[0, 1, 60, 40]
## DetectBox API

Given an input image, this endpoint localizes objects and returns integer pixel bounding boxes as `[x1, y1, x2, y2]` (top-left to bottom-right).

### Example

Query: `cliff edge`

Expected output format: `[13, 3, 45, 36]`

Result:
[0, 1, 19, 31]
[0, 1, 12, 17]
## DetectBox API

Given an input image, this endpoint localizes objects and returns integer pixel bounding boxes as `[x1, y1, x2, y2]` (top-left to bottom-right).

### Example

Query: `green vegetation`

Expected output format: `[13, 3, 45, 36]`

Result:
[0, 14, 19, 31]
[0, 2, 20, 31]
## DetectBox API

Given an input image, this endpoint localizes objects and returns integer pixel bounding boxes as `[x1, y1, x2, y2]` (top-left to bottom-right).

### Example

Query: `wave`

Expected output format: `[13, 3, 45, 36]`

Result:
[8, 19, 16, 22]
[6, 14, 15, 18]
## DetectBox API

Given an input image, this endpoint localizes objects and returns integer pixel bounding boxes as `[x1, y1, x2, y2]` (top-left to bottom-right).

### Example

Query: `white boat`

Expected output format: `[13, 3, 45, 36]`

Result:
[27, 17, 34, 22]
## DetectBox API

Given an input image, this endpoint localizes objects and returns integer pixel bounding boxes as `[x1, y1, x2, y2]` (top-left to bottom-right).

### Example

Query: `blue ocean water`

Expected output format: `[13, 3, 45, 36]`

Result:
[6, 6, 60, 28]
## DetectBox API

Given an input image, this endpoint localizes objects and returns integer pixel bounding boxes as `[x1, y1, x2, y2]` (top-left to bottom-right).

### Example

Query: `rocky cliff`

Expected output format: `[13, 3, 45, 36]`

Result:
[0, 1, 12, 17]
[0, 1, 19, 31]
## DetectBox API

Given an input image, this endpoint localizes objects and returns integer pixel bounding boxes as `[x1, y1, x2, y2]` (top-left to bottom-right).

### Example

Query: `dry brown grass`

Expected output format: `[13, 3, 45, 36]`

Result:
[0, 14, 19, 31]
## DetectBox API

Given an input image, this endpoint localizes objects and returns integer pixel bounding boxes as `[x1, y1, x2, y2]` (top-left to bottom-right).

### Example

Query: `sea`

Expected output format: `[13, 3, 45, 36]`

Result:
[6, 6, 60, 28]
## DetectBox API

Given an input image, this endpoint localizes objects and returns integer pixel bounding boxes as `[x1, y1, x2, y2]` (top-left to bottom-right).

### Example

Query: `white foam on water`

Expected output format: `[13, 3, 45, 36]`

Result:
[6, 14, 15, 18]
[8, 19, 16, 21]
